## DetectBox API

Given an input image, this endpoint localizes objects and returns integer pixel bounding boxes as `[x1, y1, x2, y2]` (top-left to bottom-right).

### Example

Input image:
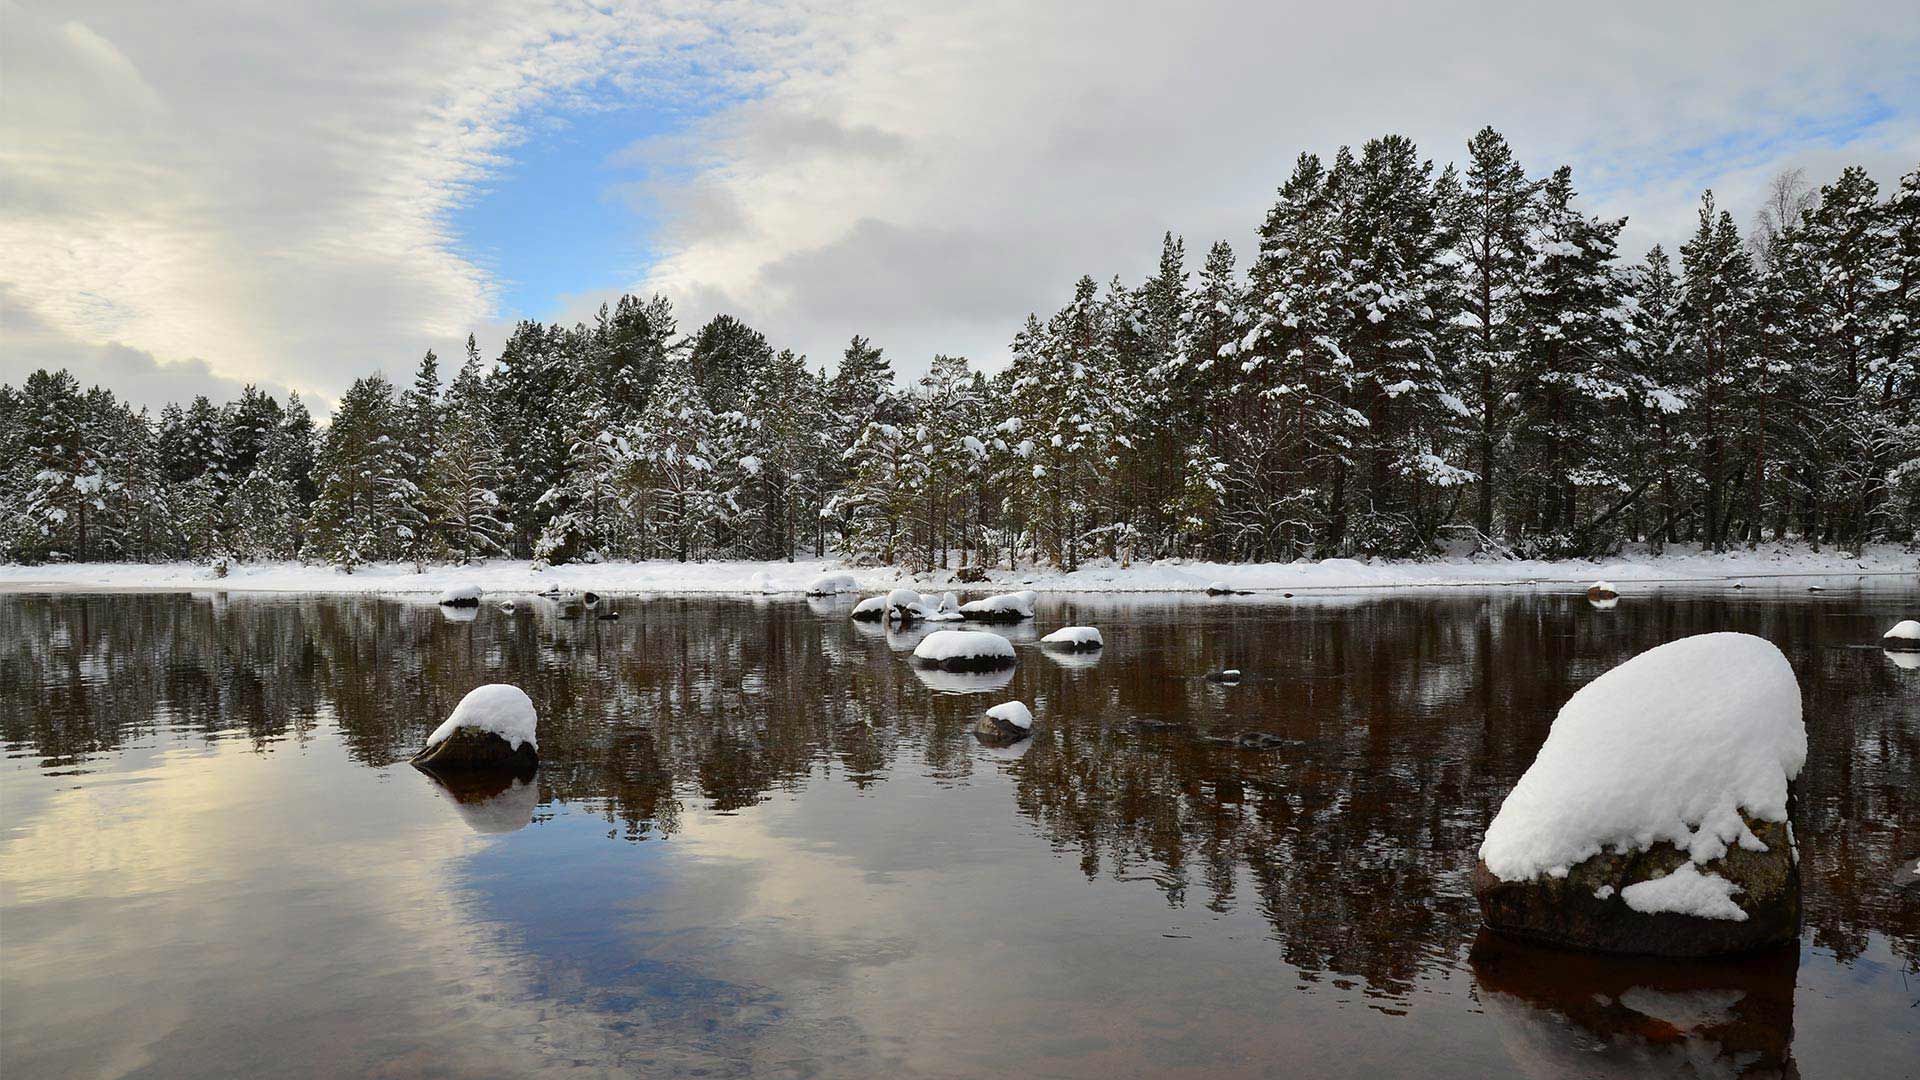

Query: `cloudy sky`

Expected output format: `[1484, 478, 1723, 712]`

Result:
[3, 0, 1917, 413]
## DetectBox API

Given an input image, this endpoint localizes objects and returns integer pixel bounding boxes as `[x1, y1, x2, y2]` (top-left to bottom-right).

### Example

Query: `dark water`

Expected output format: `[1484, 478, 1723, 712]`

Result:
[2, 584, 1915, 1078]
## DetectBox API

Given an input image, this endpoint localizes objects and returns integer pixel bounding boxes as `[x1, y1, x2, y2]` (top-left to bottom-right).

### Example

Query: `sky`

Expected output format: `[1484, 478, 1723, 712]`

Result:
[3, 0, 1917, 414]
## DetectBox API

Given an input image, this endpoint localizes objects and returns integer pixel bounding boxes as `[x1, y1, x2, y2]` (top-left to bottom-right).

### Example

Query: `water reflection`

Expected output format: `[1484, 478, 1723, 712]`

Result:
[1471, 932, 1797, 1078]
[2, 586, 1915, 1076]
[419, 767, 541, 834]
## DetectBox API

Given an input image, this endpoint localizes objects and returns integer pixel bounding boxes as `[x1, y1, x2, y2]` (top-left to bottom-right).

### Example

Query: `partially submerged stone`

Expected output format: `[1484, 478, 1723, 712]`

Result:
[1883, 619, 1920, 651]
[412, 684, 539, 772]
[958, 591, 1037, 623]
[974, 700, 1033, 745]
[912, 629, 1016, 672]
[1475, 633, 1805, 956]
[1040, 626, 1103, 652]
[437, 583, 483, 607]
[1586, 580, 1619, 601]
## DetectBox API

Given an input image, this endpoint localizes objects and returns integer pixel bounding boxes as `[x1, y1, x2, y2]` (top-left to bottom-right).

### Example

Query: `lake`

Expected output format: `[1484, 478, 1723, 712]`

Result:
[1, 584, 1914, 1077]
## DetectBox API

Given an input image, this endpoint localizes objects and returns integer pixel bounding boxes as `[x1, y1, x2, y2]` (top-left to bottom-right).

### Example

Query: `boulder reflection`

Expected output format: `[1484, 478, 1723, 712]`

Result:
[418, 766, 541, 835]
[1470, 931, 1797, 1078]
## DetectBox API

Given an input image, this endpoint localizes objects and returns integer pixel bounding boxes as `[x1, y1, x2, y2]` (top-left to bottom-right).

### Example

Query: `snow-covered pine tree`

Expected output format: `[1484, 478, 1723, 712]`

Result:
[1444, 127, 1535, 542]
[306, 374, 411, 569]
[431, 346, 511, 564]
[629, 350, 722, 561]
[12, 370, 114, 562]
[1508, 165, 1634, 553]
[1678, 191, 1762, 552]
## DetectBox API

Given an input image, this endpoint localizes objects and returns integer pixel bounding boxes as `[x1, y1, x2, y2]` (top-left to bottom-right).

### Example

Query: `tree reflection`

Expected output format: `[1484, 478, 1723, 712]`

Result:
[4, 588, 1914, 997]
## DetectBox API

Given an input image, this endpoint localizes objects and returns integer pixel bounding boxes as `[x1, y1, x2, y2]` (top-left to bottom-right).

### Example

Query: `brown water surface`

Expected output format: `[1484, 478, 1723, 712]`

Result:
[1, 584, 1914, 1077]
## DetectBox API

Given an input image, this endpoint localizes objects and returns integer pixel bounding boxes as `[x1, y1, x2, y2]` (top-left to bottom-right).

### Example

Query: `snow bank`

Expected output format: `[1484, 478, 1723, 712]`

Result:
[1479, 633, 1804, 883]
[806, 571, 859, 596]
[1042, 626, 1103, 648]
[986, 701, 1033, 731]
[2, 544, 1912, 597]
[1620, 863, 1748, 921]
[426, 685, 538, 752]
[437, 583, 483, 606]
[912, 630, 1016, 663]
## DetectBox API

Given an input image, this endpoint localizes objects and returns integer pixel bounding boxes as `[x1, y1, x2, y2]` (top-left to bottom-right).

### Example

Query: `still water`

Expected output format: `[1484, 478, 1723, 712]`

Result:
[1, 585, 1914, 1078]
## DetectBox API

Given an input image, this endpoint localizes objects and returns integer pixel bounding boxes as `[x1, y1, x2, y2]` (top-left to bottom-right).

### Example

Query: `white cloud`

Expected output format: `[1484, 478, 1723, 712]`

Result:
[3, 0, 1915, 404]
[0, 0, 749, 408]
[631, 0, 1920, 379]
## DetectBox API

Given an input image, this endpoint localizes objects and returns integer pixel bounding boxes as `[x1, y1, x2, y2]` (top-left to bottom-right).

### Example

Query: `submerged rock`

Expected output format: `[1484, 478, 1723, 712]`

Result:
[1199, 730, 1291, 750]
[912, 629, 1017, 671]
[974, 700, 1034, 745]
[411, 685, 540, 772]
[1205, 668, 1243, 684]
[1475, 633, 1805, 956]
[1040, 625, 1103, 652]
[1883, 619, 1920, 651]
[958, 591, 1037, 623]
[437, 583, 483, 607]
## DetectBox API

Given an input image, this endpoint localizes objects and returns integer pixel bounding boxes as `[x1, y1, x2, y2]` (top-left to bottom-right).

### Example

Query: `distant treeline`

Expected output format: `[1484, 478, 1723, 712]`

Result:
[4, 129, 1916, 569]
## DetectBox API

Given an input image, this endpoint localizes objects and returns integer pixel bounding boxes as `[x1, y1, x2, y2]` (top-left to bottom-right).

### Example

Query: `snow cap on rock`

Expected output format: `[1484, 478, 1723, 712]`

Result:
[426, 685, 538, 752]
[1480, 632, 1804, 883]
[986, 700, 1034, 731]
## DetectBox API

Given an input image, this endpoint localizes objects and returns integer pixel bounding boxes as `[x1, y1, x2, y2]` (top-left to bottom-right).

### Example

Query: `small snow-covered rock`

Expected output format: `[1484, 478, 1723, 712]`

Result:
[850, 596, 888, 622]
[749, 571, 774, 594]
[1206, 668, 1243, 683]
[437, 583, 483, 607]
[958, 591, 1037, 623]
[1586, 580, 1619, 601]
[1475, 632, 1805, 956]
[975, 700, 1034, 744]
[1205, 581, 1237, 596]
[412, 685, 539, 772]
[806, 571, 860, 596]
[1041, 626, 1103, 651]
[912, 629, 1017, 671]
[1882, 619, 1920, 651]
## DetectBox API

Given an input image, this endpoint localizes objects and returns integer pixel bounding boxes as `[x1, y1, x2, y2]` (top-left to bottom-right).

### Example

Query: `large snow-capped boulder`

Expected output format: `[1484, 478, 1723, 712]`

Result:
[1041, 626, 1103, 652]
[1474, 632, 1805, 956]
[958, 591, 1037, 623]
[806, 571, 860, 596]
[411, 685, 540, 772]
[1883, 619, 1920, 651]
[850, 596, 888, 622]
[912, 629, 1017, 671]
[974, 700, 1034, 745]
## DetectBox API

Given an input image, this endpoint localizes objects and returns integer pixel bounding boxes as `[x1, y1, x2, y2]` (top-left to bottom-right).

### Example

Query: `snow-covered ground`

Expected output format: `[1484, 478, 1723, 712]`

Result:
[0, 542, 1913, 596]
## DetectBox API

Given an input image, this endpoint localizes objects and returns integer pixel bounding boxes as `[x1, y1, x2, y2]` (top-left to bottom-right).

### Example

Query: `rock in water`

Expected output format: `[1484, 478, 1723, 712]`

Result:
[850, 596, 887, 622]
[1475, 632, 1805, 956]
[957, 591, 1037, 623]
[1586, 580, 1619, 601]
[912, 629, 1017, 671]
[437, 583, 483, 607]
[1883, 619, 1920, 651]
[412, 685, 539, 771]
[1041, 626, 1103, 652]
[974, 700, 1033, 745]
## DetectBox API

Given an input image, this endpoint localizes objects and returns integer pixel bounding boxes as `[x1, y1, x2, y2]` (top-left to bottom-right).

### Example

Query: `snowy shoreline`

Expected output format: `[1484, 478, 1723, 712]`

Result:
[1, 543, 1913, 597]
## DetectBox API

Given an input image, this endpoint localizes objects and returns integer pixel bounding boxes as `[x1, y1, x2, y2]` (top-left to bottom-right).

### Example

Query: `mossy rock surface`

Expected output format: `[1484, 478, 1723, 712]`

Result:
[1474, 813, 1799, 957]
